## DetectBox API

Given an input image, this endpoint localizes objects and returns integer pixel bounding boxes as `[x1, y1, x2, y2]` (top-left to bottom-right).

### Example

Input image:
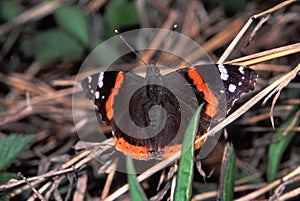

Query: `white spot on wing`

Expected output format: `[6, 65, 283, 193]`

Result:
[98, 72, 104, 88]
[102, 95, 105, 99]
[220, 73, 229, 81]
[88, 76, 92, 83]
[95, 91, 100, 99]
[218, 64, 229, 80]
[228, 84, 236, 93]
[238, 81, 242, 86]
[239, 66, 245, 75]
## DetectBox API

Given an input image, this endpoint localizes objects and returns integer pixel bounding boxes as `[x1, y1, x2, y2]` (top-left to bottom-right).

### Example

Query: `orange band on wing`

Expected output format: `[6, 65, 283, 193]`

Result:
[105, 72, 124, 121]
[187, 68, 219, 117]
[114, 136, 182, 160]
[114, 136, 151, 160]
[114, 134, 206, 160]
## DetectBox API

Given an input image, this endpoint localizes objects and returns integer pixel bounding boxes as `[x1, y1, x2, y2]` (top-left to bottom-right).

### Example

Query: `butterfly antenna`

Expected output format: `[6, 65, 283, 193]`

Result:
[162, 24, 178, 49]
[151, 24, 178, 66]
[115, 29, 148, 66]
[172, 24, 178, 31]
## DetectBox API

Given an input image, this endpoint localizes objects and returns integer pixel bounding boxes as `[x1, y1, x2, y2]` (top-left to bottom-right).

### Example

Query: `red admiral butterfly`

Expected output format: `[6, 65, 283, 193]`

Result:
[82, 64, 257, 160]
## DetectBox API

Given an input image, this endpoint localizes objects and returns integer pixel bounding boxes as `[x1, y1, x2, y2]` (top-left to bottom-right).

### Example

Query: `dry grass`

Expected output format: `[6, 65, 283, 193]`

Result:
[0, 0, 299, 200]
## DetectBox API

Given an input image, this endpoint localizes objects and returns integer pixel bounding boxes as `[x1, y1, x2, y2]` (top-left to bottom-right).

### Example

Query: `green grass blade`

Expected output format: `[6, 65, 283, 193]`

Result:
[174, 104, 203, 201]
[126, 155, 147, 201]
[267, 106, 300, 182]
[221, 143, 236, 201]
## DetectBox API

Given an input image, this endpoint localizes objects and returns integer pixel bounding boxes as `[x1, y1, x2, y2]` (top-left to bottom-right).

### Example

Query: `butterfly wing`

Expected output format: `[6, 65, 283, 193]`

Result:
[81, 71, 127, 125]
[165, 64, 257, 151]
[215, 64, 257, 111]
[81, 64, 257, 160]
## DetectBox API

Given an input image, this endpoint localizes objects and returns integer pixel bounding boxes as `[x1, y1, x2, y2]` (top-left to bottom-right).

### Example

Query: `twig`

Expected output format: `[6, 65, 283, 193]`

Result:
[0, 141, 109, 191]
[73, 172, 87, 201]
[101, 164, 116, 199]
[253, 0, 297, 19]
[242, 14, 270, 49]
[18, 173, 46, 201]
[278, 186, 300, 201]
[236, 166, 300, 201]
[0, 105, 72, 127]
[0, 27, 22, 62]
[177, 18, 243, 67]
[218, 0, 296, 63]
[191, 183, 266, 201]
[84, 0, 107, 14]
[263, 63, 300, 128]
[0, 0, 64, 37]
[227, 43, 300, 66]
